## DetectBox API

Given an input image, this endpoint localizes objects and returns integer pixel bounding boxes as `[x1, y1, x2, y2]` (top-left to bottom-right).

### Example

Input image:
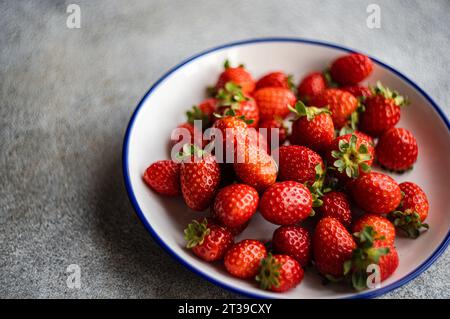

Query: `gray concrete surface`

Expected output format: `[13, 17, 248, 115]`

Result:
[0, 0, 449, 298]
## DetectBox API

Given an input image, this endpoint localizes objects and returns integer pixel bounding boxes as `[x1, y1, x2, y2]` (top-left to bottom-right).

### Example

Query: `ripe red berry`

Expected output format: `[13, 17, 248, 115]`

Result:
[216, 61, 255, 94]
[258, 117, 287, 150]
[297, 72, 327, 102]
[224, 239, 267, 279]
[389, 182, 429, 238]
[349, 172, 402, 214]
[212, 184, 259, 228]
[278, 145, 324, 185]
[330, 53, 373, 85]
[256, 254, 304, 292]
[184, 218, 234, 262]
[259, 181, 313, 225]
[310, 88, 358, 129]
[272, 226, 311, 266]
[318, 191, 352, 228]
[143, 160, 180, 196]
[289, 101, 335, 153]
[341, 85, 373, 99]
[313, 217, 356, 278]
[376, 127, 418, 171]
[253, 87, 297, 121]
[255, 71, 292, 90]
[352, 214, 396, 246]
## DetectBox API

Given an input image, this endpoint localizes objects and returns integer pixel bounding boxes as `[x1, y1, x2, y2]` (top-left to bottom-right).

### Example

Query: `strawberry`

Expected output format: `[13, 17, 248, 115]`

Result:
[342, 85, 372, 99]
[376, 127, 418, 172]
[216, 82, 259, 127]
[326, 132, 374, 182]
[272, 225, 311, 266]
[212, 184, 259, 228]
[352, 214, 396, 246]
[143, 160, 180, 196]
[259, 181, 312, 225]
[255, 71, 293, 90]
[258, 117, 287, 151]
[297, 72, 327, 102]
[211, 112, 249, 161]
[253, 87, 297, 121]
[389, 182, 429, 238]
[224, 239, 267, 279]
[233, 143, 277, 192]
[256, 254, 304, 292]
[349, 172, 402, 214]
[278, 145, 324, 186]
[345, 226, 398, 290]
[216, 60, 255, 94]
[186, 98, 217, 128]
[179, 145, 221, 211]
[313, 217, 356, 278]
[289, 101, 335, 153]
[359, 82, 406, 137]
[329, 53, 373, 85]
[318, 191, 352, 228]
[184, 218, 233, 262]
[310, 88, 358, 129]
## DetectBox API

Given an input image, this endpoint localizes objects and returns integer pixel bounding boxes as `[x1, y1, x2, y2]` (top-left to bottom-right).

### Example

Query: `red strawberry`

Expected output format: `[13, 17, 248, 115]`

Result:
[352, 214, 396, 246]
[143, 160, 180, 196]
[376, 127, 418, 171]
[272, 225, 311, 266]
[253, 87, 297, 121]
[297, 72, 327, 102]
[329, 53, 373, 85]
[255, 71, 292, 90]
[278, 145, 324, 186]
[349, 172, 402, 214]
[179, 146, 221, 211]
[313, 217, 356, 278]
[184, 218, 233, 262]
[216, 82, 259, 127]
[359, 82, 406, 137]
[326, 132, 374, 182]
[342, 85, 373, 99]
[310, 88, 358, 129]
[216, 60, 255, 94]
[389, 182, 429, 238]
[256, 254, 304, 292]
[289, 101, 335, 153]
[233, 143, 277, 192]
[345, 226, 398, 290]
[259, 181, 312, 225]
[212, 184, 259, 228]
[318, 191, 352, 228]
[212, 112, 249, 160]
[258, 117, 287, 150]
[224, 239, 267, 279]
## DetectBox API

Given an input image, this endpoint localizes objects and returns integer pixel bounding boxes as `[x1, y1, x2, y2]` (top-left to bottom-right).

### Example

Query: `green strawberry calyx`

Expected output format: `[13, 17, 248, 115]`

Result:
[176, 143, 207, 161]
[184, 218, 211, 249]
[255, 253, 281, 290]
[216, 81, 249, 109]
[339, 103, 365, 136]
[187, 105, 210, 127]
[331, 134, 372, 179]
[343, 226, 390, 291]
[388, 209, 429, 239]
[371, 81, 408, 106]
[213, 107, 254, 125]
[288, 101, 331, 121]
[308, 163, 327, 207]
[287, 74, 297, 93]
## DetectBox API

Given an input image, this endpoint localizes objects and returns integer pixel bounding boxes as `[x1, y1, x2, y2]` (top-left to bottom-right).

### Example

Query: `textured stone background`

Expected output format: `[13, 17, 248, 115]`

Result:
[1, 0, 449, 298]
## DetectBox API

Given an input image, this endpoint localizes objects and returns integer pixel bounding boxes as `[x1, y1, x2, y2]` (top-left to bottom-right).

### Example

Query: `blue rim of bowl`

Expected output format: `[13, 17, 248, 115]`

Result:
[122, 37, 450, 299]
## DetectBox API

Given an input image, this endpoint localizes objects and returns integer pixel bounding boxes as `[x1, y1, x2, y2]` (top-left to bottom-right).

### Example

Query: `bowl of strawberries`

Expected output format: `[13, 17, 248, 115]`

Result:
[123, 38, 450, 298]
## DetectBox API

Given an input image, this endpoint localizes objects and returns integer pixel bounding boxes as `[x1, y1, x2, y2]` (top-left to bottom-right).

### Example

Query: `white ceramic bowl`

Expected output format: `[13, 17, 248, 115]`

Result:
[123, 38, 450, 299]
